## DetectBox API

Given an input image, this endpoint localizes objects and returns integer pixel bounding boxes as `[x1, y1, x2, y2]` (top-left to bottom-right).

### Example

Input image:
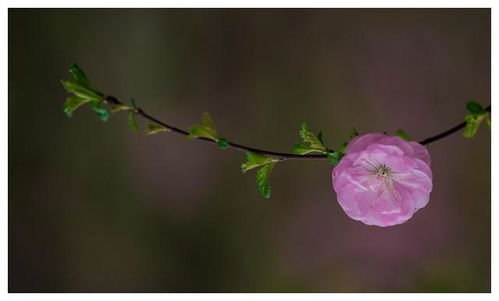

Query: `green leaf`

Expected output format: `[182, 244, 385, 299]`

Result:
[217, 138, 229, 149]
[131, 98, 137, 108]
[144, 123, 169, 135]
[299, 123, 327, 152]
[327, 151, 343, 166]
[486, 115, 491, 128]
[61, 79, 103, 103]
[466, 101, 485, 115]
[293, 143, 320, 155]
[463, 113, 487, 138]
[91, 105, 109, 122]
[293, 123, 327, 155]
[61, 65, 104, 104]
[241, 152, 280, 198]
[128, 112, 139, 132]
[61, 65, 106, 120]
[63, 65, 108, 120]
[64, 96, 90, 117]
[463, 114, 479, 138]
[110, 104, 132, 113]
[256, 162, 276, 199]
[395, 129, 411, 141]
[463, 101, 490, 138]
[68, 64, 92, 88]
[241, 152, 279, 173]
[187, 112, 220, 141]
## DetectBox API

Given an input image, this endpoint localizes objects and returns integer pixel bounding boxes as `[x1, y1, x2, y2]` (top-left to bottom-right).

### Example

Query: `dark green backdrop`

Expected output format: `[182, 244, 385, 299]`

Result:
[9, 8, 490, 292]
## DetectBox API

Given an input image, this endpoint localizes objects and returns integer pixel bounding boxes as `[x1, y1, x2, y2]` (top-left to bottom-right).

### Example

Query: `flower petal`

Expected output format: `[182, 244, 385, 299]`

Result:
[346, 133, 386, 154]
[377, 136, 415, 157]
[409, 142, 431, 166]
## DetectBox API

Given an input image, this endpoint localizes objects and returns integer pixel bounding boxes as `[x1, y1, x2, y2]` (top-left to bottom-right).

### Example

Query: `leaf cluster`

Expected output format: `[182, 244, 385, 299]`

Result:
[241, 152, 280, 199]
[61, 64, 108, 121]
[188, 113, 220, 141]
[188, 113, 230, 149]
[463, 101, 490, 138]
[293, 123, 327, 155]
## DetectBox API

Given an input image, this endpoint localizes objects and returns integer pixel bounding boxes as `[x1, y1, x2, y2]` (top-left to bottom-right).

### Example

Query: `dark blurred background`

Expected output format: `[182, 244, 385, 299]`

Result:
[8, 8, 490, 292]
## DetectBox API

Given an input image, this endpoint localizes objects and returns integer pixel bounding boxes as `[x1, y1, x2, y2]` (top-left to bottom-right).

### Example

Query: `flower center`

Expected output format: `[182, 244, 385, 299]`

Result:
[362, 160, 394, 180]
[362, 160, 401, 207]
[373, 163, 392, 180]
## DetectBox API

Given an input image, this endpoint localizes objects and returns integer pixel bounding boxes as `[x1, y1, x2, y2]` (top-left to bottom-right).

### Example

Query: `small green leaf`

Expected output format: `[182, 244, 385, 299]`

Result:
[486, 115, 491, 128]
[299, 123, 327, 152]
[395, 129, 411, 141]
[293, 143, 320, 155]
[463, 115, 479, 138]
[61, 65, 106, 120]
[64, 96, 90, 117]
[62, 65, 107, 120]
[131, 98, 137, 108]
[293, 123, 328, 155]
[61, 65, 104, 105]
[463, 101, 490, 138]
[187, 112, 220, 141]
[91, 106, 109, 122]
[241, 152, 280, 198]
[466, 101, 485, 115]
[256, 162, 276, 199]
[463, 113, 487, 138]
[241, 152, 279, 173]
[217, 138, 229, 149]
[61, 79, 103, 103]
[327, 151, 343, 166]
[128, 112, 139, 132]
[111, 104, 132, 113]
[68, 64, 93, 88]
[144, 123, 169, 135]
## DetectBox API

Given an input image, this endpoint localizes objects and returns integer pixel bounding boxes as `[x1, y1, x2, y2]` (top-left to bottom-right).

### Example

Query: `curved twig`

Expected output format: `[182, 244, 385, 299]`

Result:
[105, 96, 490, 160]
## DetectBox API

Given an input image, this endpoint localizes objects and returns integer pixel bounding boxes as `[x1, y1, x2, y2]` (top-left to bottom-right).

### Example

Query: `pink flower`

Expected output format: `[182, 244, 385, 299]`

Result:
[332, 133, 433, 227]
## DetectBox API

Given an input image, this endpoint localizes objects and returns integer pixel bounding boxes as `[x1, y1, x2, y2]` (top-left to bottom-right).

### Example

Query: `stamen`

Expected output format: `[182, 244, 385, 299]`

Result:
[361, 160, 401, 208]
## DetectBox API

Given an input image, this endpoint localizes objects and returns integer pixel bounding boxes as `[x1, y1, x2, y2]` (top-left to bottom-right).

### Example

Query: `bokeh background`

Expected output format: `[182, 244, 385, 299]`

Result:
[9, 9, 490, 292]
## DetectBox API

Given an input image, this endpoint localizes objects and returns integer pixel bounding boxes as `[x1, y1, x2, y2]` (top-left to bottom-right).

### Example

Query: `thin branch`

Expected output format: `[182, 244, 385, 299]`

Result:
[419, 105, 491, 145]
[137, 107, 323, 160]
[105, 96, 490, 161]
